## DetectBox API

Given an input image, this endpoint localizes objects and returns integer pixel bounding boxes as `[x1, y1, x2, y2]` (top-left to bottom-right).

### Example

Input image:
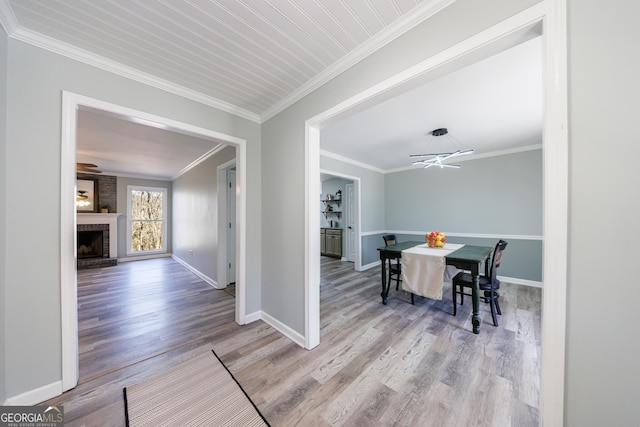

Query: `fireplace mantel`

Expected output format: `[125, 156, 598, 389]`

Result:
[77, 213, 122, 260]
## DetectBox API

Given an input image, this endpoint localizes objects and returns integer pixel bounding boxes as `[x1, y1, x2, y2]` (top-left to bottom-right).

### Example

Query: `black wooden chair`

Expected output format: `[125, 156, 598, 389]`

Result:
[383, 234, 414, 304]
[451, 240, 508, 326]
[382, 234, 401, 288]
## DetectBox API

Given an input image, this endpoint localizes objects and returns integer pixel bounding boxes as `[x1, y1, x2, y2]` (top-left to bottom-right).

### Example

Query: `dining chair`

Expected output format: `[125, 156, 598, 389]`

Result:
[451, 239, 508, 326]
[382, 234, 414, 305]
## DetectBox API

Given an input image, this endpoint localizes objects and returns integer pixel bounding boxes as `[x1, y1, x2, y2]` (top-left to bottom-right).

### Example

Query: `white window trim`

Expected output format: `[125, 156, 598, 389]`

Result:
[126, 185, 168, 256]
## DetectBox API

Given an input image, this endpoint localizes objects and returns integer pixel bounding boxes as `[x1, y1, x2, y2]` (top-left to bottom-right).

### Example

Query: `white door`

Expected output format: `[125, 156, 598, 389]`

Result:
[346, 183, 356, 262]
[227, 169, 236, 284]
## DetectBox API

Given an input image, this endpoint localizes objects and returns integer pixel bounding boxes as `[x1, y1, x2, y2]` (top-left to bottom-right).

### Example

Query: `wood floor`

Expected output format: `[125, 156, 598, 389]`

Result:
[42, 256, 541, 426]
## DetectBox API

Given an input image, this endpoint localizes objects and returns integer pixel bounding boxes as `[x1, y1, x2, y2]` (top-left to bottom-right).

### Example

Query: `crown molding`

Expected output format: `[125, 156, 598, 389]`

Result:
[1, 0, 455, 126]
[322, 143, 543, 175]
[319, 149, 386, 174]
[0, 1, 17, 35]
[259, 0, 456, 122]
[2, 20, 261, 123]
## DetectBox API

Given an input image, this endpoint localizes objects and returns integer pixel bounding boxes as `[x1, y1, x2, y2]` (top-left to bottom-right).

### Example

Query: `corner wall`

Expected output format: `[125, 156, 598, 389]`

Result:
[172, 146, 236, 284]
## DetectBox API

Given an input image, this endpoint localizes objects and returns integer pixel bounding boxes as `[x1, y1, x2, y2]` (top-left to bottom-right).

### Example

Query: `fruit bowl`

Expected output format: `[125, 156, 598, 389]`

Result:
[426, 231, 446, 248]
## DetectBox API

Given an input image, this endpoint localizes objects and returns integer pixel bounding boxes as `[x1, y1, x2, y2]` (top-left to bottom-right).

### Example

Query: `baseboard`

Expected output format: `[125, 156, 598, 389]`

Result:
[360, 260, 381, 271]
[171, 255, 218, 288]
[259, 311, 306, 348]
[244, 310, 262, 324]
[4, 381, 62, 406]
[118, 253, 172, 262]
[499, 275, 542, 288]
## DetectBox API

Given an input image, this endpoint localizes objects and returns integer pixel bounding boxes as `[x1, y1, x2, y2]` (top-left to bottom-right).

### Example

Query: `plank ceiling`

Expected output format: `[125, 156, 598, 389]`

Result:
[1, 0, 450, 122]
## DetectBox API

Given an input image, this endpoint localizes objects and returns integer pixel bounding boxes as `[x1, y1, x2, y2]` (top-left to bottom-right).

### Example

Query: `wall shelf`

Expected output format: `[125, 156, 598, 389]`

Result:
[322, 198, 342, 218]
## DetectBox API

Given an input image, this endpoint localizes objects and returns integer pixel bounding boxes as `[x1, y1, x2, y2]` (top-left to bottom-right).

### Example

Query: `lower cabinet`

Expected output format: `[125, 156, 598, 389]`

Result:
[320, 228, 343, 258]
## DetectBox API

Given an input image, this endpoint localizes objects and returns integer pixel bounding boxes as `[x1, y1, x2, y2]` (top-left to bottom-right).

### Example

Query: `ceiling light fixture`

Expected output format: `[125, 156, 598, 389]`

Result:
[410, 128, 474, 169]
[76, 190, 90, 207]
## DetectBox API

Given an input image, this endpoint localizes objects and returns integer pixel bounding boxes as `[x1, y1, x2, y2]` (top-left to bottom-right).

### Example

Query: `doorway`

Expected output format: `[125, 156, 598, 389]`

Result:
[320, 170, 361, 269]
[60, 92, 249, 391]
[305, 4, 568, 426]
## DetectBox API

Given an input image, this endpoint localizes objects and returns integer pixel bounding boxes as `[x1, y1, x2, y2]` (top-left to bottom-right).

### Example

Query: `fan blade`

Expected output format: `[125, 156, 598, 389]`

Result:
[76, 163, 98, 167]
[76, 166, 102, 173]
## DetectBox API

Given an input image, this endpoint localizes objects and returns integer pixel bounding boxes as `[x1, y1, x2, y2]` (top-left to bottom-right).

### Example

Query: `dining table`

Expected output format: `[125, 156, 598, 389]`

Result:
[377, 241, 493, 334]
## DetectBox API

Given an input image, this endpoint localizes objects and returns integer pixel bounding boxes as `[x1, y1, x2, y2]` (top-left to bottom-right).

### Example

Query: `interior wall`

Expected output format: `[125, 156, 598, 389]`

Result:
[172, 146, 236, 283]
[261, 0, 541, 335]
[320, 156, 386, 266]
[566, 1, 640, 425]
[0, 24, 9, 404]
[3, 38, 261, 400]
[385, 149, 543, 281]
[116, 176, 173, 260]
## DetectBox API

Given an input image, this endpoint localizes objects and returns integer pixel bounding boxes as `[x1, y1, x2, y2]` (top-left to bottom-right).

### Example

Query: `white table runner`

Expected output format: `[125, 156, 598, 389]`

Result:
[401, 243, 464, 300]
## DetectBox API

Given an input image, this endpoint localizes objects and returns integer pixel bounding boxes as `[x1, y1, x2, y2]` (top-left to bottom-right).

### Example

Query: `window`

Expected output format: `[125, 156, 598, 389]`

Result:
[126, 185, 167, 255]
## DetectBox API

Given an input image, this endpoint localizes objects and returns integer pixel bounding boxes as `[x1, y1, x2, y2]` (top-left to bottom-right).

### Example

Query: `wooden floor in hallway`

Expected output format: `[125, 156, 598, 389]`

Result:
[42, 256, 541, 426]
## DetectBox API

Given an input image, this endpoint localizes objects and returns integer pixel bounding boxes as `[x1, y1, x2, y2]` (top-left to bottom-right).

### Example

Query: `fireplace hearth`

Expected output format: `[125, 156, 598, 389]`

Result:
[77, 213, 120, 269]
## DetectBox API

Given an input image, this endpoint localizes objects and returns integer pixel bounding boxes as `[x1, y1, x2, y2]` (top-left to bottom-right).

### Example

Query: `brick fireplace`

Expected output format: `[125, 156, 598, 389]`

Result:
[77, 213, 120, 269]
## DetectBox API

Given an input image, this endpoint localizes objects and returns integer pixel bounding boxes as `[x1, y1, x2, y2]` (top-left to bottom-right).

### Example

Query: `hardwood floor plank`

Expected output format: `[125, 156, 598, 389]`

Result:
[40, 257, 540, 426]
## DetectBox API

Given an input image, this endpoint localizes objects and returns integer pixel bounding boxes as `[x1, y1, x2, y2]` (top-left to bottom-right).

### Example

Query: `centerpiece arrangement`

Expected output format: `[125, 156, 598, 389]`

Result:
[426, 231, 446, 248]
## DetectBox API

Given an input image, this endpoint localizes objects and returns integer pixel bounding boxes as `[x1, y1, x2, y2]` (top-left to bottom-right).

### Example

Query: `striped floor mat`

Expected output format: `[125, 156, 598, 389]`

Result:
[124, 350, 269, 426]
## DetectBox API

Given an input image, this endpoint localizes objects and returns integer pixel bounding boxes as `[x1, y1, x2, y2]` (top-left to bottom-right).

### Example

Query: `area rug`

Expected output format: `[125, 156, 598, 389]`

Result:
[124, 350, 269, 426]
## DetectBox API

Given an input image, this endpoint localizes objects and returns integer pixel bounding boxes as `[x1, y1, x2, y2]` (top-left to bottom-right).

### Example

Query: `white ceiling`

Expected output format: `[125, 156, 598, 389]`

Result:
[0, 0, 542, 178]
[321, 36, 543, 172]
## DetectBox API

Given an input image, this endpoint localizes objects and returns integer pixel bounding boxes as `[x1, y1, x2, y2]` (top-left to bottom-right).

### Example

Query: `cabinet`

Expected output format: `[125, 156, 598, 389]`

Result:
[320, 228, 342, 258]
[322, 198, 342, 219]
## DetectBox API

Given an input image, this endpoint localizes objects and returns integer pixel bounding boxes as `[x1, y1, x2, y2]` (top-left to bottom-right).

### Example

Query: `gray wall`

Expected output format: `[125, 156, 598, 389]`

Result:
[262, 0, 539, 338]
[172, 146, 236, 283]
[566, 1, 640, 425]
[116, 176, 173, 260]
[2, 38, 261, 399]
[385, 150, 542, 235]
[0, 25, 8, 403]
[386, 149, 543, 281]
[321, 150, 543, 281]
[3, 1, 640, 424]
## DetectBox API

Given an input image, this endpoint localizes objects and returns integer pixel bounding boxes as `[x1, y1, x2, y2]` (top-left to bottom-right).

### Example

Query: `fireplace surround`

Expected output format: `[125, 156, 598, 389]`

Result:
[77, 213, 120, 269]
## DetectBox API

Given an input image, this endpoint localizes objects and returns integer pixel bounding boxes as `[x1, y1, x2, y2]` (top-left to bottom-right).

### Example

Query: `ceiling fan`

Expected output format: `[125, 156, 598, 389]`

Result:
[76, 162, 102, 173]
[410, 128, 474, 169]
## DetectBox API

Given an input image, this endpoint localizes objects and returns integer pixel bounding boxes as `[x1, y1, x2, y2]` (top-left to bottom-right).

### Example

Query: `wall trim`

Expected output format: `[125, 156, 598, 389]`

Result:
[0, 0, 455, 124]
[118, 253, 172, 262]
[260, 312, 306, 348]
[0, 23, 259, 123]
[360, 260, 381, 271]
[260, 0, 456, 122]
[391, 231, 543, 241]
[499, 276, 542, 288]
[172, 255, 218, 288]
[322, 143, 543, 175]
[3, 381, 61, 406]
[244, 311, 262, 324]
[361, 230, 542, 241]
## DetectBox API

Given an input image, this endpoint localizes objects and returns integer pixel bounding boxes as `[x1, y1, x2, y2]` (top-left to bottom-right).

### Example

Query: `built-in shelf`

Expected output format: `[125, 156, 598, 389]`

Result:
[322, 198, 342, 218]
